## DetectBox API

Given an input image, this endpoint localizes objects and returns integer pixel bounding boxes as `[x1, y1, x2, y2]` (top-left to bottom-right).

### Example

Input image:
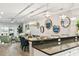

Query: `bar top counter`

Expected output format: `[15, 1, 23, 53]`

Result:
[25, 35, 77, 41]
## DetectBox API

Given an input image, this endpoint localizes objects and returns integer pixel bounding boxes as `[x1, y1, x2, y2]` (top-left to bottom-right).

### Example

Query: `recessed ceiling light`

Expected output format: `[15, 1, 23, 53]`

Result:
[0, 12, 4, 15]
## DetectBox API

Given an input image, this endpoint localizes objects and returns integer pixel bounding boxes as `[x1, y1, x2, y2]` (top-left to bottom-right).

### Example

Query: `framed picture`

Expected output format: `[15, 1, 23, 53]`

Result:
[40, 26, 44, 33]
[45, 18, 52, 29]
[61, 17, 71, 28]
[53, 25, 60, 33]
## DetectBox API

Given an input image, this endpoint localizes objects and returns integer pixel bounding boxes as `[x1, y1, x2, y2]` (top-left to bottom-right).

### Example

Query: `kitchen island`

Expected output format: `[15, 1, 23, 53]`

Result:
[25, 35, 79, 56]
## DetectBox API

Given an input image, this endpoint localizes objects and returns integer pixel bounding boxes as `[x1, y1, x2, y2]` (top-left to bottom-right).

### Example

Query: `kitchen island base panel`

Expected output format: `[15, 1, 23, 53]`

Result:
[29, 41, 34, 56]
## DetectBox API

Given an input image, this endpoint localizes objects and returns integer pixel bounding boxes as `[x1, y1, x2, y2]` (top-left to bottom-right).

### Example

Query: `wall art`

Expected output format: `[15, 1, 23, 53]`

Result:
[61, 17, 71, 28]
[45, 18, 52, 29]
[40, 26, 44, 33]
[53, 25, 60, 33]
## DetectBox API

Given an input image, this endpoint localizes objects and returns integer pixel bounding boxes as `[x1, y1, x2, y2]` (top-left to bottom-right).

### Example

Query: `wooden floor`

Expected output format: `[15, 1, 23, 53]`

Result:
[0, 42, 29, 56]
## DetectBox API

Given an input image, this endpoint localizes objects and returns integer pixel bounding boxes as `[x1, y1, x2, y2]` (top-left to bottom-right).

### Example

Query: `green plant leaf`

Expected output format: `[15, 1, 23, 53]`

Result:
[76, 18, 79, 27]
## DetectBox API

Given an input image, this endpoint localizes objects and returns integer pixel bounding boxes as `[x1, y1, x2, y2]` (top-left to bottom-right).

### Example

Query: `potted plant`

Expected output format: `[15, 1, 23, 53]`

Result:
[17, 25, 23, 34]
[76, 19, 79, 34]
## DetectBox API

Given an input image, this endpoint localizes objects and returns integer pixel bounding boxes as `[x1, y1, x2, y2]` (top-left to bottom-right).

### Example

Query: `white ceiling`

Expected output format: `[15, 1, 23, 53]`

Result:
[0, 3, 79, 24]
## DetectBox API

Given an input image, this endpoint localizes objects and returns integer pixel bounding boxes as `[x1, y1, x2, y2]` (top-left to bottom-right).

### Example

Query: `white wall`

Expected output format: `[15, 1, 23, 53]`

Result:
[23, 16, 77, 38]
